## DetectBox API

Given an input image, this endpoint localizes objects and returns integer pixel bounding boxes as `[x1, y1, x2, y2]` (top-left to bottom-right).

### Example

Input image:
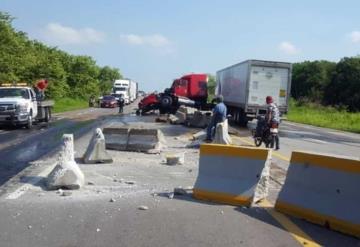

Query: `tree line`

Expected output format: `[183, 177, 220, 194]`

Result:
[291, 57, 360, 112]
[0, 12, 121, 100]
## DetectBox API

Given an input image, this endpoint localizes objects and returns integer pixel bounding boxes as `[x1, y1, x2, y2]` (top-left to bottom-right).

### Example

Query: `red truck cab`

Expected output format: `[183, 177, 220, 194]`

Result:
[137, 74, 208, 114]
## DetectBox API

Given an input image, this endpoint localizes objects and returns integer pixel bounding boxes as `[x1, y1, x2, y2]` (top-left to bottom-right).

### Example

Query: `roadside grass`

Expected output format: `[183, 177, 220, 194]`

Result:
[287, 99, 360, 133]
[53, 98, 89, 113]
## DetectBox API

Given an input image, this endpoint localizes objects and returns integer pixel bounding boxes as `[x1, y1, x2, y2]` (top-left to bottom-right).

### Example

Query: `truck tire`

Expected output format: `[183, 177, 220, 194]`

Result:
[26, 112, 33, 129]
[160, 95, 173, 108]
[44, 107, 50, 122]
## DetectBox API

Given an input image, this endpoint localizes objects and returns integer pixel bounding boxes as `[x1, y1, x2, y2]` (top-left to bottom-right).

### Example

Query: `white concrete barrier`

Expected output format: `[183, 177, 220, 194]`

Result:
[103, 127, 129, 151]
[103, 127, 165, 153]
[127, 128, 165, 154]
[275, 151, 360, 238]
[213, 119, 232, 145]
[47, 134, 85, 190]
[193, 144, 271, 206]
[83, 128, 113, 164]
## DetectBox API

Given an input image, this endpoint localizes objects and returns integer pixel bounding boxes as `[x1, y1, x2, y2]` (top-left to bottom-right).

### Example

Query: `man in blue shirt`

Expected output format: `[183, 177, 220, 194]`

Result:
[206, 95, 227, 142]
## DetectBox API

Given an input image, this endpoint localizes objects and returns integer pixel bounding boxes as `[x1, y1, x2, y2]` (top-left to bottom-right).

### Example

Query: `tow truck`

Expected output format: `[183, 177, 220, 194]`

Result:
[0, 80, 54, 129]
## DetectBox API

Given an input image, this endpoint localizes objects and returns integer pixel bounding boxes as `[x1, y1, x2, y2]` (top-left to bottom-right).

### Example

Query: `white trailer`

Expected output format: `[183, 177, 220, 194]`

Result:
[216, 60, 292, 125]
[129, 80, 138, 102]
[113, 79, 130, 104]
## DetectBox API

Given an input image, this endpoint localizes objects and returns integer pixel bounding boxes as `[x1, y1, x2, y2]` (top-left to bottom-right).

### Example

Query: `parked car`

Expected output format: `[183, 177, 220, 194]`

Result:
[100, 95, 117, 108]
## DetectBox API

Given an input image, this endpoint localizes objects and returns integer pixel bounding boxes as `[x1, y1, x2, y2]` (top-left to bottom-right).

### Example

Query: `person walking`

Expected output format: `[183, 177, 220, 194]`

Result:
[265, 96, 280, 150]
[206, 95, 227, 142]
[118, 95, 125, 113]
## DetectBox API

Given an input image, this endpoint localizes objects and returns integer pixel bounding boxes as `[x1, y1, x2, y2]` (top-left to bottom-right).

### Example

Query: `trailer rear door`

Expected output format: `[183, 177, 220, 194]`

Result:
[247, 66, 289, 107]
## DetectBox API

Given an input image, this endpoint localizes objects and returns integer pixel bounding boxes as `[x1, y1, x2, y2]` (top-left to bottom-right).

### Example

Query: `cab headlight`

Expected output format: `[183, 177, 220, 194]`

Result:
[16, 103, 29, 113]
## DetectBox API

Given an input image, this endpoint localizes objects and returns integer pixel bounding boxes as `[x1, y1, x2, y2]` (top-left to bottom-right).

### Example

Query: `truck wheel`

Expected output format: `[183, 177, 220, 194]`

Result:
[26, 114, 33, 129]
[160, 95, 172, 108]
[44, 108, 50, 122]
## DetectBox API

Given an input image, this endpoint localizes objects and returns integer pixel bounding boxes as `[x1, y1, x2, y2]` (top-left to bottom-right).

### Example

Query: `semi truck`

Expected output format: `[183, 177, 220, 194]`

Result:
[0, 80, 54, 129]
[137, 74, 208, 114]
[216, 60, 292, 125]
[112, 79, 138, 104]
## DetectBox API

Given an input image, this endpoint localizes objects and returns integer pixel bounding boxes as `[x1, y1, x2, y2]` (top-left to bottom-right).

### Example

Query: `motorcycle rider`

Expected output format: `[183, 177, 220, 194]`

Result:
[118, 95, 125, 113]
[265, 96, 280, 150]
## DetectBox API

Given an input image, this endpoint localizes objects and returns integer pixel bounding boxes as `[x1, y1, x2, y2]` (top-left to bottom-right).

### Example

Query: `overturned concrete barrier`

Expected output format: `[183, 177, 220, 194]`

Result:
[193, 144, 271, 207]
[275, 151, 360, 238]
[103, 127, 129, 150]
[213, 119, 232, 145]
[83, 128, 113, 164]
[127, 128, 165, 153]
[103, 127, 165, 153]
[47, 134, 85, 190]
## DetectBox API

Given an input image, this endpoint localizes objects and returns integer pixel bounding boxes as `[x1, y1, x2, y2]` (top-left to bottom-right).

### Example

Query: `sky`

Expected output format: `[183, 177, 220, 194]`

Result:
[1, 0, 360, 92]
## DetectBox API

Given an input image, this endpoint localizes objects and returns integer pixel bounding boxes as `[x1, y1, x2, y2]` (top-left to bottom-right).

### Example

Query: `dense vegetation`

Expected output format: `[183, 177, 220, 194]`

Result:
[291, 57, 360, 112]
[0, 12, 121, 100]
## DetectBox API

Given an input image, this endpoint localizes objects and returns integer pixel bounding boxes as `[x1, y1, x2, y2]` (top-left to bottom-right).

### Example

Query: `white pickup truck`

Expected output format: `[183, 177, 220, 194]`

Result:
[0, 85, 54, 129]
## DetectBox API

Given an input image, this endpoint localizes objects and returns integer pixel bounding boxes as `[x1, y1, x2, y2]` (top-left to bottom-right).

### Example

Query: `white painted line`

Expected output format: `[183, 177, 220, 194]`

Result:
[303, 138, 328, 144]
[5, 162, 57, 200]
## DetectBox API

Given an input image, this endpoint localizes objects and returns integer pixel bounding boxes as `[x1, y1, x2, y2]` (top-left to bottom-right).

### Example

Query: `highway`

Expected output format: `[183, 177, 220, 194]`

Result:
[0, 104, 359, 247]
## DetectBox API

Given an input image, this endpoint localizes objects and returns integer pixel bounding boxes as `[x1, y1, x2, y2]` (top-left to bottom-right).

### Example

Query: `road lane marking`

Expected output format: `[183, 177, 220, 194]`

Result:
[5, 162, 57, 200]
[238, 136, 290, 162]
[259, 199, 321, 247]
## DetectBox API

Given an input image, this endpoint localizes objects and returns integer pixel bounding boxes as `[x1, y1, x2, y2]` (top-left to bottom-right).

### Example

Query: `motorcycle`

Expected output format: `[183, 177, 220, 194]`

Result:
[252, 116, 278, 148]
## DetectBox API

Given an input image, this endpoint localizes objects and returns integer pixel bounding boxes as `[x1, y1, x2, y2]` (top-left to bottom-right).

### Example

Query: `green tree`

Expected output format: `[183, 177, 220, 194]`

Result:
[325, 57, 360, 111]
[291, 60, 335, 102]
[98, 66, 122, 95]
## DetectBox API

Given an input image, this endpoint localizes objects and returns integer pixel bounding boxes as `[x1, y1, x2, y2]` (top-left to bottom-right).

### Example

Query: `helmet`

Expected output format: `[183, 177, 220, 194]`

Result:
[266, 96, 273, 104]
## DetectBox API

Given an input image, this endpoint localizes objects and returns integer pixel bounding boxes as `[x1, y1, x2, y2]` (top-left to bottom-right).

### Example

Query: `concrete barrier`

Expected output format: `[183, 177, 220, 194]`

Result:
[275, 151, 360, 238]
[47, 134, 85, 190]
[103, 127, 129, 151]
[103, 127, 165, 154]
[213, 119, 232, 145]
[193, 144, 271, 206]
[127, 128, 165, 154]
[83, 128, 113, 164]
[187, 111, 212, 128]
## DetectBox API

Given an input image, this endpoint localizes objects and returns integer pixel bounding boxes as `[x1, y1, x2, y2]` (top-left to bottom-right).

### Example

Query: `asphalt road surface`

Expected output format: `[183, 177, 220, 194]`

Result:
[0, 103, 359, 247]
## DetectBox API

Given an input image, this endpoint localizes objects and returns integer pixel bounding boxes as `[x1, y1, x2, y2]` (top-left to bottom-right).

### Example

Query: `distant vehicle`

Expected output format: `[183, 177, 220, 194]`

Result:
[137, 74, 208, 115]
[216, 60, 292, 125]
[0, 81, 54, 129]
[113, 79, 138, 104]
[100, 95, 117, 108]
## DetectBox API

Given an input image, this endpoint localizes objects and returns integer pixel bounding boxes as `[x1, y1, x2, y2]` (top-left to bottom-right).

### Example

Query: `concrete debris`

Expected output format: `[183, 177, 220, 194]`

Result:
[220, 210, 224, 215]
[83, 128, 113, 164]
[104, 127, 166, 154]
[192, 130, 207, 141]
[56, 189, 63, 194]
[155, 116, 168, 123]
[166, 153, 185, 165]
[109, 198, 116, 203]
[252, 150, 272, 205]
[61, 191, 72, 197]
[174, 187, 188, 195]
[187, 110, 212, 128]
[28, 225, 32, 229]
[168, 192, 174, 199]
[47, 134, 85, 190]
[96, 228, 101, 232]
[213, 119, 232, 145]
[87, 181, 95, 185]
[138, 205, 149, 210]
[125, 181, 136, 185]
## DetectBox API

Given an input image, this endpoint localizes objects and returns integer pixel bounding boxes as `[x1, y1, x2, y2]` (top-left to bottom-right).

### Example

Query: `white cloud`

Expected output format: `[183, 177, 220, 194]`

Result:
[278, 41, 300, 55]
[42, 23, 105, 45]
[350, 31, 360, 43]
[120, 34, 171, 48]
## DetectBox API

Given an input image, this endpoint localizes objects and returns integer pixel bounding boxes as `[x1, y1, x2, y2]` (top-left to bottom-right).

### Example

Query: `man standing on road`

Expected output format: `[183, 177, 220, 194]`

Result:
[265, 96, 280, 150]
[206, 95, 227, 142]
[118, 95, 125, 113]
